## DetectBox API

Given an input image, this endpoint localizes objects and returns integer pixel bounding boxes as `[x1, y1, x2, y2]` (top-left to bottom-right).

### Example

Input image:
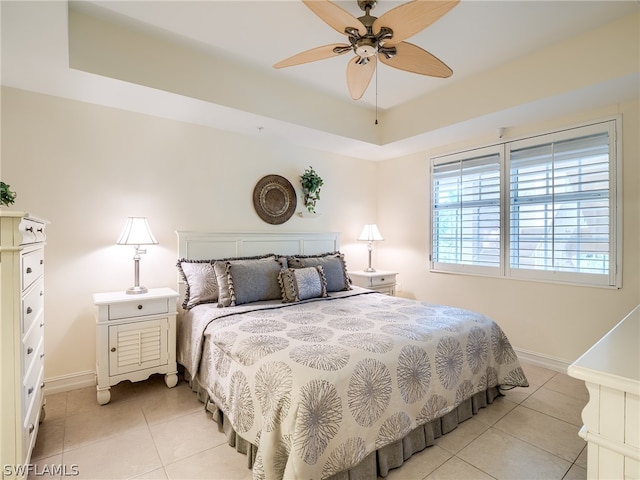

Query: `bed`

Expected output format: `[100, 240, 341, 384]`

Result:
[175, 231, 529, 480]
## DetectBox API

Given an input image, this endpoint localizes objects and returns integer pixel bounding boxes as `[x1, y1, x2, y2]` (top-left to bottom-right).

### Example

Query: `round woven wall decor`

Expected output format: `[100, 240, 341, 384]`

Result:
[252, 174, 297, 225]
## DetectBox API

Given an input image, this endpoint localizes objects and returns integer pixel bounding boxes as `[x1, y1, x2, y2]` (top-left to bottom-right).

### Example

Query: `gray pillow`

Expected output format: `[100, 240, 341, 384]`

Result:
[279, 266, 328, 303]
[215, 255, 285, 307]
[287, 252, 351, 292]
[176, 259, 217, 310]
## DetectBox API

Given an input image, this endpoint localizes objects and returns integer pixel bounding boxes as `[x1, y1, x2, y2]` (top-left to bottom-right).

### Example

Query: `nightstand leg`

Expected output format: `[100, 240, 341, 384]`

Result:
[165, 373, 178, 388]
[96, 387, 111, 405]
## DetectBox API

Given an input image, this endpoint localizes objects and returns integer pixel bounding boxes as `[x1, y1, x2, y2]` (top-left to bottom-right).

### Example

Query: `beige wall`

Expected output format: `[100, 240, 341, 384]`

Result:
[377, 99, 640, 365]
[1, 87, 378, 382]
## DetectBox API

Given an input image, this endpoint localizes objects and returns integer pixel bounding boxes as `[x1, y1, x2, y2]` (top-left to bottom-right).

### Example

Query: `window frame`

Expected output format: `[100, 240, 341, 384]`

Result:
[429, 117, 622, 288]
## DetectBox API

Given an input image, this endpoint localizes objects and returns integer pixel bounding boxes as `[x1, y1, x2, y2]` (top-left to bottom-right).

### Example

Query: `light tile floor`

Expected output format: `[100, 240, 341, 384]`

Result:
[30, 362, 588, 480]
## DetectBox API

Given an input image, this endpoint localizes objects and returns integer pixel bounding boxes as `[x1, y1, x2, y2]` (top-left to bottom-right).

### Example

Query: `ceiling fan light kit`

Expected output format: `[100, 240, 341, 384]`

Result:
[274, 0, 460, 100]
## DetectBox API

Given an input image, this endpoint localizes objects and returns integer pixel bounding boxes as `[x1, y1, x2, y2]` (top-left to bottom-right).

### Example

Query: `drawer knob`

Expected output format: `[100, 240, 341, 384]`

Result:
[27, 347, 33, 355]
[380, 277, 385, 281]
[28, 387, 34, 395]
[137, 304, 143, 310]
[26, 307, 33, 314]
[26, 267, 33, 274]
[40, 353, 45, 359]
[26, 226, 33, 233]
[28, 424, 35, 434]
[111, 347, 116, 352]
[40, 259, 44, 265]
[41, 381, 45, 389]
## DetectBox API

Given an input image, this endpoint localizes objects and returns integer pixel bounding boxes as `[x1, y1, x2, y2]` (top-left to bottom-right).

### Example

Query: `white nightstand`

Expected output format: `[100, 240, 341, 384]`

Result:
[349, 270, 398, 296]
[93, 287, 179, 405]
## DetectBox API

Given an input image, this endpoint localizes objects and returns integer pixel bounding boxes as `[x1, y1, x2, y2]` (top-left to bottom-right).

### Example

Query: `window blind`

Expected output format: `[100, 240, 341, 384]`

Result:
[509, 132, 611, 280]
[432, 151, 501, 272]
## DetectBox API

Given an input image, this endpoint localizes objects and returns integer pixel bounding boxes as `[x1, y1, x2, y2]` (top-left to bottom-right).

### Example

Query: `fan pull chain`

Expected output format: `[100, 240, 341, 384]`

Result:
[375, 60, 379, 125]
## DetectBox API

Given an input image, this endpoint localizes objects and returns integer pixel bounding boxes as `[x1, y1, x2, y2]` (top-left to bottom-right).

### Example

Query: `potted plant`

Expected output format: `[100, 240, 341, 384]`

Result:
[1, 181, 16, 207]
[300, 166, 323, 214]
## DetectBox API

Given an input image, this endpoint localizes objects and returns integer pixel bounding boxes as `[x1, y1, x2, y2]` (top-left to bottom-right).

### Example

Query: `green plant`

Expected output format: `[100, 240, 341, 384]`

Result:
[300, 166, 324, 213]
[0, 181, 16, 207]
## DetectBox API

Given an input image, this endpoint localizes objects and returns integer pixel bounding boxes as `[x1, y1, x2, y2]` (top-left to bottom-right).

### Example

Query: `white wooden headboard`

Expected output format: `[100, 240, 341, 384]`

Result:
[175, 231, 341, 300]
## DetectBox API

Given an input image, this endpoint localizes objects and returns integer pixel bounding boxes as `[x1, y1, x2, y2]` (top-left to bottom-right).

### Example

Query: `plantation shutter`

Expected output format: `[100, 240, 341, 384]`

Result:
[508, 125, 615, 286]
[432, 148, 501, 274]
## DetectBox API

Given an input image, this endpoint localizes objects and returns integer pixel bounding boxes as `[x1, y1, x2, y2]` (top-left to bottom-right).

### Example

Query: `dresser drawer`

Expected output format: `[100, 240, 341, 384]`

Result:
[23, 342, 44, 415]
[20, 217, 47, 245]
[22, 320, 45, 376]
[22, 279, 45, 334]
[22, 248, 45, 291]
[23, 365, 44, 458]
[108, 297, 169, 320]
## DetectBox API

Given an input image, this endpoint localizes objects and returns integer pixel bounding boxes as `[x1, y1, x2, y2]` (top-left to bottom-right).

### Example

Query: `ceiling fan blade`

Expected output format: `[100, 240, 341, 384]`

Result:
[273, 44, 351, 68]
[379, 41, 452, 77]
[302, 0, 367, 37]
[346, 56, 376, 100]
[373, 0, 460, 44]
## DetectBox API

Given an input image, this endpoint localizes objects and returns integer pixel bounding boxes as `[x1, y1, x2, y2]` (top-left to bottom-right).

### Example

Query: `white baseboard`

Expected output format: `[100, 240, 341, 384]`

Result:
[44, 370, 96, 395]
[514, 348, 572, 374]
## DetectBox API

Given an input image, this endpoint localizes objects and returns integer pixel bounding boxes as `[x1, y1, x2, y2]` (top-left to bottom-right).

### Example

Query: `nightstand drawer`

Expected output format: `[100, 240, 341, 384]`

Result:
[108, 297, 168, 320]
[369, 273, 396, 287]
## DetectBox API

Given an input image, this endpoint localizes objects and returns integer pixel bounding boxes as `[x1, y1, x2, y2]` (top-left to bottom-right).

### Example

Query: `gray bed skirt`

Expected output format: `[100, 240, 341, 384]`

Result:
[185, 371, 502, 479]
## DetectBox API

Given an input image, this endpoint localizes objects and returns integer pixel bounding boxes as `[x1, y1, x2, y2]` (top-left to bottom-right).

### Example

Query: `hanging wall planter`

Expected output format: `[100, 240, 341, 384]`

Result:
[300, 166, 323, 214]
[1, 181, 17, 207]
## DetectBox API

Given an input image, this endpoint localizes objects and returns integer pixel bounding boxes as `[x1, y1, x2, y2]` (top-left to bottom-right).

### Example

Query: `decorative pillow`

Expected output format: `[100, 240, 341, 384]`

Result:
[287, 252, 351, 292]
[279, 266, 328, 303]
[214, 255, 286, 307]
[176, 259, 217, 310]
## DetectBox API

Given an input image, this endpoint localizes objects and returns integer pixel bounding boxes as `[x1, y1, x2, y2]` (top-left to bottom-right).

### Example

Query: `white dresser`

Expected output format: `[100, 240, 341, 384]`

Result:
[0, 211, 48, 477]
[93, 288, 179, 405]
[568, 305, 640, 480]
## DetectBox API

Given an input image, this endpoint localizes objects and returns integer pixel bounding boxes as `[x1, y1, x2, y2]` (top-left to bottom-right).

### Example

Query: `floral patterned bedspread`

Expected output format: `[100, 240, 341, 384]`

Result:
[177, 289, 528, 480]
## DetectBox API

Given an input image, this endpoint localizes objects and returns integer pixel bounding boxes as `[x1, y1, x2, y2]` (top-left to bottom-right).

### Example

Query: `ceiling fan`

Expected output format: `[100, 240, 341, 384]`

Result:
[273, 0, 460, 100]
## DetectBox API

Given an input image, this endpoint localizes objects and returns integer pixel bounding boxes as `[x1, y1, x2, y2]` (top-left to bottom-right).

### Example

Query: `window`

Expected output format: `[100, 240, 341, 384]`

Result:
[432, 147, 501, 275]
[430, 119, 620, 287]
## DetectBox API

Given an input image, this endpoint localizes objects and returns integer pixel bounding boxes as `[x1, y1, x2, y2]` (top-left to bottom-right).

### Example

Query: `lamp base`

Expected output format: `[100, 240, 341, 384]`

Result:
[364, 267, 376, 272]
[126, 285, 148, 295]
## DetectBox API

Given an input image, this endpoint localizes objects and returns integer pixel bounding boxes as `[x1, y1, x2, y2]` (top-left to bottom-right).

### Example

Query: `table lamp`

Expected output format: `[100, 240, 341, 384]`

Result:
[358, 224, 384, 272]
[116, 217, 158, 294]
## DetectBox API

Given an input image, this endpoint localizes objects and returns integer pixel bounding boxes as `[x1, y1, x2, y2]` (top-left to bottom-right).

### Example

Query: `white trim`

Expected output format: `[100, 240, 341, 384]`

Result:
[514, 347, 572, 374]
[43, 370, 96, 395]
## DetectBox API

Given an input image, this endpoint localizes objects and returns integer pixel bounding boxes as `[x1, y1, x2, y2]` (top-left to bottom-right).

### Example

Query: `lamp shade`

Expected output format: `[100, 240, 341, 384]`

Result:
[358, 224, 384, 242]
[116, 217, 158, 246]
